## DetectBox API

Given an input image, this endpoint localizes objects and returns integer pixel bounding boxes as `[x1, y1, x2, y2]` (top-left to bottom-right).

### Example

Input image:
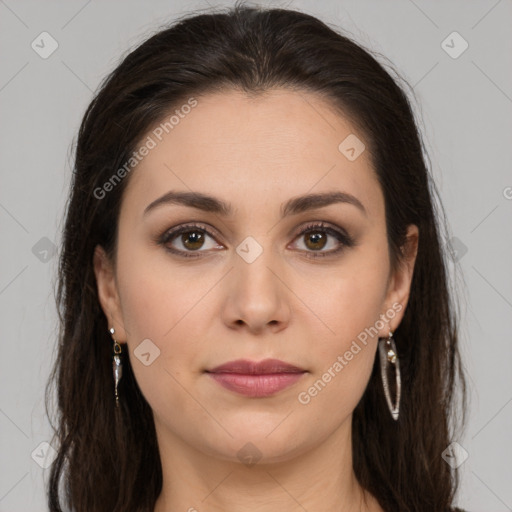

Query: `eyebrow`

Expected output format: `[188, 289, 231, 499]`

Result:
[143, 190, 367, 218]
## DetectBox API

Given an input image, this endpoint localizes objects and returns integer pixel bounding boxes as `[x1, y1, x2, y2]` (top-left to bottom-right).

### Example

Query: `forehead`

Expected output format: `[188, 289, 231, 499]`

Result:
[121, 88, 382, 218]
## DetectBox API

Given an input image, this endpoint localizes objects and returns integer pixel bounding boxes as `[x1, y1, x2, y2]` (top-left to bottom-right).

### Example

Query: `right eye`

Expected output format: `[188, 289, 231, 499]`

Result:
[158, 223, 224, 258]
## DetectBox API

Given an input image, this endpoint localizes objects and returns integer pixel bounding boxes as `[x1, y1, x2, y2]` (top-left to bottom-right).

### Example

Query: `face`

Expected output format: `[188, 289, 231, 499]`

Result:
[94, 88, 418, 463]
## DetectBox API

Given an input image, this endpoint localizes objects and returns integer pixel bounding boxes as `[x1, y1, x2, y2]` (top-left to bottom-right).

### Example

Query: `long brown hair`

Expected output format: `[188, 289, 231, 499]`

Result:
[46, 3, 468, 511]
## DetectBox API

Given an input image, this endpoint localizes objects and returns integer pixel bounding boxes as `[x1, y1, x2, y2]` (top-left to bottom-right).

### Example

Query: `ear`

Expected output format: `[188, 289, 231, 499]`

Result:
[93, 245, 127, 341]
[380, 224, 419, 336]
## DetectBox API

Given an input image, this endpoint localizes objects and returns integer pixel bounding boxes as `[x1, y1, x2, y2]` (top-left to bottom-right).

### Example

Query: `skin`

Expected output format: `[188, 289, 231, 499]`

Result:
[94, 88, 418, 512]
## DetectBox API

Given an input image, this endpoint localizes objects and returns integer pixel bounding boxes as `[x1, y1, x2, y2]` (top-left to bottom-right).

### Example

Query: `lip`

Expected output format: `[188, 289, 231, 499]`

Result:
[207, 358, 305, 374]
[206, 358, 307, 398]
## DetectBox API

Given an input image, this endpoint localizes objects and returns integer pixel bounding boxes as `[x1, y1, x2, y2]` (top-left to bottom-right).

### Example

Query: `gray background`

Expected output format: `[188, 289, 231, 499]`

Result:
[0, 0, 511, 510]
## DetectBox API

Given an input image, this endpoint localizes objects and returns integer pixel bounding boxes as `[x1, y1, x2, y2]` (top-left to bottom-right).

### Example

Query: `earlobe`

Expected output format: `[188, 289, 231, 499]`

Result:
[93, 245, 127, 341]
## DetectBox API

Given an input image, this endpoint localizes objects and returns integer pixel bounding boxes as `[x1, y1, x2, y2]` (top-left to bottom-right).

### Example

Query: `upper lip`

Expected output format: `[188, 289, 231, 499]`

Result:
[206, 358, 306, 374]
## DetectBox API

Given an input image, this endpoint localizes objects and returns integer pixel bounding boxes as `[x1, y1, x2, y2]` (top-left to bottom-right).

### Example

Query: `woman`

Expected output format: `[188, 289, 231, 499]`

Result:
[46, 3, 468, 511]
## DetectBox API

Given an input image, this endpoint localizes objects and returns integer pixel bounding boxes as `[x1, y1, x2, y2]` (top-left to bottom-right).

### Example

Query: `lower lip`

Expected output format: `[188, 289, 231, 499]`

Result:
[207, 372, 306, 397]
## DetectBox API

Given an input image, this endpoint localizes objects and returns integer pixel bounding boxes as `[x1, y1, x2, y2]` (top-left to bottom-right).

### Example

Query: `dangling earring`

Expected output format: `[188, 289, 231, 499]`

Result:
[378, 330, 401, 421]
[110, 327, 122, 408]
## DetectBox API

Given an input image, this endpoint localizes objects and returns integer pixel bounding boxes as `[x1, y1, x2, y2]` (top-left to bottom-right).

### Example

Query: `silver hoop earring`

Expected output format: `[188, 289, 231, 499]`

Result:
[110, 327, 123, 408]
[378, 330, 401, 421]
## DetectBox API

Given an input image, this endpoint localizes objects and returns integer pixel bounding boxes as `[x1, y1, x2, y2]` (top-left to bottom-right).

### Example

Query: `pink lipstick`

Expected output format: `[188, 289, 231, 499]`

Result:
[206, 358, 306, 398]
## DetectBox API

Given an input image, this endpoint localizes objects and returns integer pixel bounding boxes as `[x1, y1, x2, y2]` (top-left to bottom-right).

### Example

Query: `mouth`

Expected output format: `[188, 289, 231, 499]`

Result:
[205, 358, 307, 398]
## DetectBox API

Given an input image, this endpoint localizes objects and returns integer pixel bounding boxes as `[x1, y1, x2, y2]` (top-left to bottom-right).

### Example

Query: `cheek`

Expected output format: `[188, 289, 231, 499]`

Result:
[294, 269, 384, 417]
[296, 254, 390, 347]
[115, 234, 208, 340]
[292, 246, 389, 403]
[117, 266, 172, 340]
[115, 254, 205, 416]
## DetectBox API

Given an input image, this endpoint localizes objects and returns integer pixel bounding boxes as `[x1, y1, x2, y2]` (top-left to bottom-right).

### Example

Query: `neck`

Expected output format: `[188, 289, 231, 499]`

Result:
[153, 414, 381, 512]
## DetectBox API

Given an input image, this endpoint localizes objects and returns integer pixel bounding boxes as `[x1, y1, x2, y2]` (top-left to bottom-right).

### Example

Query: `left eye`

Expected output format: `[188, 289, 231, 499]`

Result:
[295, 229, 334, 251]
[290, 223, 353, 257]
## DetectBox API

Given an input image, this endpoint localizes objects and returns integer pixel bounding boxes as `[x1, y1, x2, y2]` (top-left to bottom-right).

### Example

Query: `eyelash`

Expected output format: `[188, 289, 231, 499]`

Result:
[157, 221, 355, 259]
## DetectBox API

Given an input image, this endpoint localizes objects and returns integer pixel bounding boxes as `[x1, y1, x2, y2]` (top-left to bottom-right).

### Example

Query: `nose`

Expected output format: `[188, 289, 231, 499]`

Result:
[221, 245, 291, 335]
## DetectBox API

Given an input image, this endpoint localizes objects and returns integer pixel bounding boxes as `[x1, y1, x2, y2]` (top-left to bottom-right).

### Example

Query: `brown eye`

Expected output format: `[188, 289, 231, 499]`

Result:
[292, 222, 355, 258]
[180, 230, 205, 250]
[303, 231, 327, 251]
[158, 223, 223, 258]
